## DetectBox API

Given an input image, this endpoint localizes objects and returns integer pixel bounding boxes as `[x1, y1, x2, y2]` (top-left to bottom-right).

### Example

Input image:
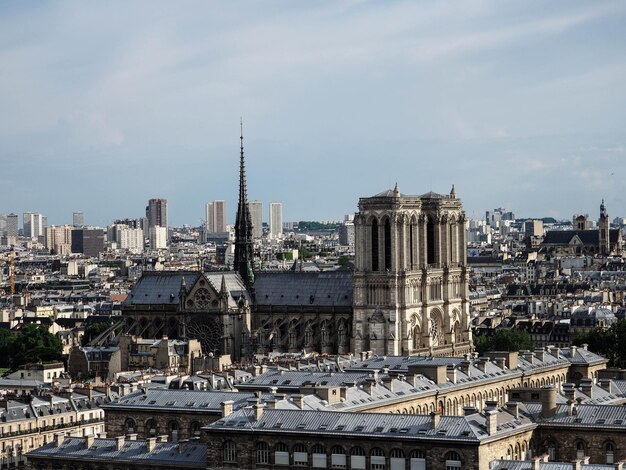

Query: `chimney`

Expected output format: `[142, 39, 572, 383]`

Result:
[570, 345, 578, 358]
[582, 343, 588, 350]
[254, 404, 264, 420]
[292, 394, 304, 410]
[266, 399, 276, 409]
[533, 457, 542, 470]
[362, 378, 376, 396]
[85, 435, 95, 449]
[522, 350, 534, 364]
[126, 433, 138, 441]
[115, 436, 125, 451]
[252, 366, 261, 377]
[405, 373, 418, 387]
[54, 433, 65, 447]
[476, 358, 488, 373]
[567, 399, 576, 417]
[430, 411, 440, 429]
[563, 383, 576, 402]
[485, 408, 498, 435]
[580, 378, 593, 398]
[599, 379, 614, 394]
[178, 440, 188, 454]
[615, 461, 625, 470]
[573, 459, 582, 470]
[446, 366, 457, 384]
[493, 358, 506, 370]
[371, 370, 379, 382]
[460, 360, 471, 376]
[534, 348, 545, 362]
[260, 365, 268, 375]
[157, 435, 168, 443]
[463, 406, 478, 416]
[146, 437, 157, 453]
[360, 351, 367, 362]
[381, 376, 394, 393]
[221, 400, 234, 417]
[506, 401, 519, 419]
[340, 386, 350, 401]
[540, 385, 557, 418]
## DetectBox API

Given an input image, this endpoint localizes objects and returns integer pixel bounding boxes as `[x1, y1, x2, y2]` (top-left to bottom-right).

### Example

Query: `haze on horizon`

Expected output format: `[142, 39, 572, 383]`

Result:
[1, 1, 625, 227]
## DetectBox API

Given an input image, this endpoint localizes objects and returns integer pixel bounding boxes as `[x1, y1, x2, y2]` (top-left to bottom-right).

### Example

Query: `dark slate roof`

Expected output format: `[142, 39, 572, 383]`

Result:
[530, 403, 626, 429]
[26, 437, 207, 468]
[208, 408, 481, 441]
[490, 461, 615, 470]
[207, 407, 534, 442]
[124, 271, 199, 305]
[419, 191, 445, 199]
[102, 389, 258, 413]
[254, 272, 353, 307]
[542, 229, 620, 247]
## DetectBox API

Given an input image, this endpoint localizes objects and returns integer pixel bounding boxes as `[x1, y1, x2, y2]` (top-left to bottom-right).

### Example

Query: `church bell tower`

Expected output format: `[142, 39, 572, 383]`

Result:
[351, 185, 472, 357]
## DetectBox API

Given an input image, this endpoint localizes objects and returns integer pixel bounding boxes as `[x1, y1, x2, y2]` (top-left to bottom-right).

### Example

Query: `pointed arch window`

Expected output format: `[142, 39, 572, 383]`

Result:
[371, 219, 379, 271]
[427, 217, 436, 265]
[384, 218, 392, 271]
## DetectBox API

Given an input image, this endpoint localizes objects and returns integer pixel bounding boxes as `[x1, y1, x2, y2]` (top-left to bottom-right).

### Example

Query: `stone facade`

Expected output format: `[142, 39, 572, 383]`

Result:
[352, 186, 472, 356]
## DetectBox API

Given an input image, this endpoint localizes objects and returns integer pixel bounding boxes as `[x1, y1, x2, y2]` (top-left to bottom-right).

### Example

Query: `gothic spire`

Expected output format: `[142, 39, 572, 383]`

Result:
[234, 119, 255, 289]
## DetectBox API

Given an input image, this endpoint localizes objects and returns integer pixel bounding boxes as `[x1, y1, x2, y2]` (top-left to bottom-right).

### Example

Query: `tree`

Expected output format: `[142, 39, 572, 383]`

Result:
[574, 319, 626, 368]
[81, 320, 115, 346]
[474, 329, 533, 356]
[8, 324, 63, 369]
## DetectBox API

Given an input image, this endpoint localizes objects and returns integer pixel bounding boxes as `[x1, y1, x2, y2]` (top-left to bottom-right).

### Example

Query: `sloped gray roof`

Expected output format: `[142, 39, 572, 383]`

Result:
[208, 408, 481, 441]
[125, 271, 197, 305]
[254, 272, 353, 307]
[102, 388, 258, 413]
[490, 461, 615, 470]
[26, 437, 207, 468]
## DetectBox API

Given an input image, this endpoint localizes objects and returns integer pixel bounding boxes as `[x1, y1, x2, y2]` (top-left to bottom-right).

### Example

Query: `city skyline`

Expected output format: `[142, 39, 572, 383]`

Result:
[1, 1, 625, 226]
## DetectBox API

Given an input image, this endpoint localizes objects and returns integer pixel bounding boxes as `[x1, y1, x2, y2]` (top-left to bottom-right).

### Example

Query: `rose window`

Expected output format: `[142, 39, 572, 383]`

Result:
[194, 288, 211, 309]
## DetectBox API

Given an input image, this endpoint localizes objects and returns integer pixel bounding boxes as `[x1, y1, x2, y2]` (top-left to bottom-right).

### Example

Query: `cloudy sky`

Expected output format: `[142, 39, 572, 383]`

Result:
[1, 1, 625, 226]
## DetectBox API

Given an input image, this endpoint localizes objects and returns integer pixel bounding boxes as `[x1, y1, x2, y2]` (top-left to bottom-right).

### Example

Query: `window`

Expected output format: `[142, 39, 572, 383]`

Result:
[256, 442, 270, 465]
[445, 451, 462, 470]
[427, 217, 435, 265]
[124, 418, 135, 434]
[576, 441, 586, 460]
[330, 446, 346, 469]
[294, 444, 308, 467]
[370, 448, 385, 470]
[605, 442, 615, 464]
[390, 449, 405, 470]
[384, 218, 392, 271]
[410, 450, 426, 470]
[223, 440, 236, 463]
[312, 444, 327, 468]
[275, 443, 289, 466]
[371, 219, 379, 271]
[350, 447, 366, 470]
[146, 419, 157, 437]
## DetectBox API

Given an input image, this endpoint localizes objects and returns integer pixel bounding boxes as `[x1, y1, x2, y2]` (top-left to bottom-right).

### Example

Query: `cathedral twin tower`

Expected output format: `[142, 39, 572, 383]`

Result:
[351, 185, 472, 356]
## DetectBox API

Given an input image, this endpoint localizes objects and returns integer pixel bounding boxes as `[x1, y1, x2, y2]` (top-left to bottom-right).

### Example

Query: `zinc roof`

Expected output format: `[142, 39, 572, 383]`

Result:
[26, 437, 207, 468]
[254, 271, 353, 307]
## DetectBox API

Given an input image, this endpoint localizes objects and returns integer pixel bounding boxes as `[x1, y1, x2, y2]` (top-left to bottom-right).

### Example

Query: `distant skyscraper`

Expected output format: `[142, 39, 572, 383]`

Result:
[146, 198, 168, 230]
[249, 200, 263, 239]
[6, 214, 18, 239]
[73, 211, 84, 227]
[149, 226, 168, 250]
[23, 212, 44, 240]
[46, 225, 73, 255]
[205, 200, 227, 233]
[269, 202, 283, 239]
[71, 228, 105, 257]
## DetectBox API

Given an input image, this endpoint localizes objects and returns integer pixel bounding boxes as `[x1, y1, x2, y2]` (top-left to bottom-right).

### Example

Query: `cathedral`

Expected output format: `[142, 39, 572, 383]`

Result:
[121, 134, 473, 360]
